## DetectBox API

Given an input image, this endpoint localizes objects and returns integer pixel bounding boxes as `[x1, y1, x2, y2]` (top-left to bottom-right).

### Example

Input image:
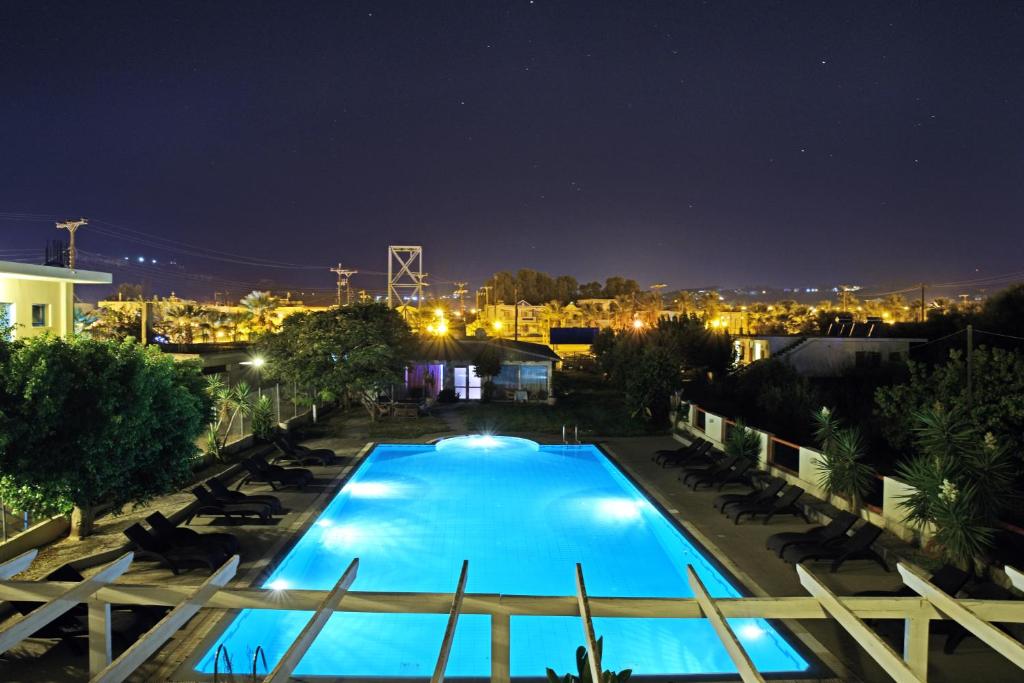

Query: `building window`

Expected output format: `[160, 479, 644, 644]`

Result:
[31, 304, 47, 327]
[0, 303, 12, 339]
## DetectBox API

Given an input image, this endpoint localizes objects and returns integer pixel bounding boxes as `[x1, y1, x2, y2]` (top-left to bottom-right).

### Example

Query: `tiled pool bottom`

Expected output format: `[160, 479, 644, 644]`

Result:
[195, 436, 809, 677]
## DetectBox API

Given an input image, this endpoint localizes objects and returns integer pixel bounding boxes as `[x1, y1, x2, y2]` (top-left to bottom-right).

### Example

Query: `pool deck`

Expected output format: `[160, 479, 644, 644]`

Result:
[1, 428, 1020, 682]
[602, 434, 1023, 683]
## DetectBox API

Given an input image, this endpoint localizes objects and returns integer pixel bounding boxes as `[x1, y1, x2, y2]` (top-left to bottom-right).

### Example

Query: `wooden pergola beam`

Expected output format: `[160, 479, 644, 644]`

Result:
[263, 558, 359, 683]
[685, 566, 764, 683]
[797, 564, 923, 683]
[574, 563, 602, 683]
[898, 561, 1024, 669]
[0, 552, 133, 655]
[90, 555, 238, 683]
[1, 582, 1021, 621]
[1006, 565, 1024, 593]
[431, 560, 469, 683]
[0, 549, 37, 580]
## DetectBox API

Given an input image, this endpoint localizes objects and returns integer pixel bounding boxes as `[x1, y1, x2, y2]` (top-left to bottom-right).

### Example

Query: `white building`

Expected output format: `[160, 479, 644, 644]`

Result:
[0, 260, 112, 340]
[734, 333, 925, 377]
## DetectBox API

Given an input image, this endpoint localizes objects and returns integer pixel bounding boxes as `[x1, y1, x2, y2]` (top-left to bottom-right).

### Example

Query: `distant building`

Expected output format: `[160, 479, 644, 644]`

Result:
[467, 301, 550, 343]
[734, 333, 924, 377]
[0, 260, 111, 340]
[406, 337, 559, 401]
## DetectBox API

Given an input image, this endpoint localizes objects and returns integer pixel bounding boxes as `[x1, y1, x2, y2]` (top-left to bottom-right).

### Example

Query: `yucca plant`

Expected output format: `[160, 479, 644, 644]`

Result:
[812, 407, 876, 514]
[251, 394, 276, 441]
[896, 403, 1017, 570]
[725, 420, 762, 461]
[545, 637, 632, 683]
[204, 376, 255, 459]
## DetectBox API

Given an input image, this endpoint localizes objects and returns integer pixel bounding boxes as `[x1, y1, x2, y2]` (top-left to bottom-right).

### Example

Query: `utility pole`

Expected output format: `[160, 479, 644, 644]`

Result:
[416, 273, 429, 309]
[480, 285, 492, 309]
[358, 289, 370, 304]
[453, 281, 468, 316]
[56, 218, 87, 269]
[513, 284, 519, 342]
[920, 283, 926, 323]
[650, 283, 667, 319]
[329, 264, 358, 307]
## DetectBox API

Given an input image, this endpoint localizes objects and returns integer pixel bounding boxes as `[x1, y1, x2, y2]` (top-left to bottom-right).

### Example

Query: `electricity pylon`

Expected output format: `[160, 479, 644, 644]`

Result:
[387, 246, 423, 308]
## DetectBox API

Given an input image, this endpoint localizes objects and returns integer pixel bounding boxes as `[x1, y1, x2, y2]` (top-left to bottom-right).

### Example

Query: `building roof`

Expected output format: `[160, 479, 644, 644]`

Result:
[0, 260, 112, 284]
[415, 337, 560, 363]
[549, 327, 600, 345]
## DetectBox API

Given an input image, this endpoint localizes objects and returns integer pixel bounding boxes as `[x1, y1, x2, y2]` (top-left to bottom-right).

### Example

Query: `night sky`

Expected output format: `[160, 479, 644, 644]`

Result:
[2, 1, 1023, 298]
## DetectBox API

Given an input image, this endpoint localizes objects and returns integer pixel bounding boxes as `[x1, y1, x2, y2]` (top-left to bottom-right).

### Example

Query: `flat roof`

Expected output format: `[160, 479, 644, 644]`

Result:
[0, 260, 112, 284]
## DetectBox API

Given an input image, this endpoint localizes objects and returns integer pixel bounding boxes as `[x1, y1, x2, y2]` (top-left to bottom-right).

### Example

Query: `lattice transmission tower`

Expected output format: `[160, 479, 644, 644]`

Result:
[387, 245, 424, 308]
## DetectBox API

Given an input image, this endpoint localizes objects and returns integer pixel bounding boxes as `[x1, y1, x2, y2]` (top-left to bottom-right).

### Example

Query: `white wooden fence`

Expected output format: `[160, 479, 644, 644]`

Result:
[0, 550, 1023, 682]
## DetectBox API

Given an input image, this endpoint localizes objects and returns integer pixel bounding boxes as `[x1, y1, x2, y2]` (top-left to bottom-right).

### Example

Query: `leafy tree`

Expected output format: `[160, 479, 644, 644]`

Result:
[593, 317, 733, 425]
[473, 344, 504, 402]
[980, 283, 1024, 338]
[602, 276, 640, 298]
[115, 282, 144, 300]
[0, 335, 211, 538]
[896, 403, 1017, 570]
[87, 306, 142, 342]
[578, 281, 603, 298]
[259, 303, 415, 419]
[875, 347, 1024, 459]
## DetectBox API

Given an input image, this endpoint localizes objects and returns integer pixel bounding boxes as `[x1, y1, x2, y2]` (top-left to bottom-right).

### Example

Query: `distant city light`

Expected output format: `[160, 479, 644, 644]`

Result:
[137, 256, 145, 263]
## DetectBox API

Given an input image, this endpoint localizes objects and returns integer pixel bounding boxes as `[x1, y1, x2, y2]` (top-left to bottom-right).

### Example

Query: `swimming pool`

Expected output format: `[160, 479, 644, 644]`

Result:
[195, 435, 810, 677]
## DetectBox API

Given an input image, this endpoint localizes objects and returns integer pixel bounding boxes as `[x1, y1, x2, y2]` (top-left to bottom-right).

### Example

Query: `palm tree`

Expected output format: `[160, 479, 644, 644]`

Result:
[612, 294, 636, 329]
[240, 290, 279, 336]
[578, 302, 604, 327]
[160, 304, 208, 344]
[543, 300, 565, 334]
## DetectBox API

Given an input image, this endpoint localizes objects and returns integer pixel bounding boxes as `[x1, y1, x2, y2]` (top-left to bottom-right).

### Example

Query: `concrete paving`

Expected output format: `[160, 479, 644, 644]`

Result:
[603, 434, 1023, 683]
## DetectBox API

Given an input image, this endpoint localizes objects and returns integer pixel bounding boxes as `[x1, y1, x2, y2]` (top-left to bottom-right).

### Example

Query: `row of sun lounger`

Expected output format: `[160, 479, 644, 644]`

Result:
[653, 435, 1024, 653]
[120, 436, 337, 575]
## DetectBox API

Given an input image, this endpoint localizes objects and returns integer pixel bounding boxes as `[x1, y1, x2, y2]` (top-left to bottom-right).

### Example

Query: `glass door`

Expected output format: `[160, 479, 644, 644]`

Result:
[453, 365, 482, 400]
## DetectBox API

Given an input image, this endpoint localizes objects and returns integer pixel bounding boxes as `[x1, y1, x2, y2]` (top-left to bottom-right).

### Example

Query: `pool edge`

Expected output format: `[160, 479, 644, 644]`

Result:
[172, 437, 842, 682]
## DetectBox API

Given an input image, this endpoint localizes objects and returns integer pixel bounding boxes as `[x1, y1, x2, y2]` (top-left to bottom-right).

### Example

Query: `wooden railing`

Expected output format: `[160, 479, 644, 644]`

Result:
[2, 550, 1024, 682]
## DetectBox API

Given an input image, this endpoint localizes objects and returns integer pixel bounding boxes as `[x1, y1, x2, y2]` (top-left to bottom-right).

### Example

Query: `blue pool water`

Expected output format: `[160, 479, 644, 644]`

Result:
[196, 435, 809, 677]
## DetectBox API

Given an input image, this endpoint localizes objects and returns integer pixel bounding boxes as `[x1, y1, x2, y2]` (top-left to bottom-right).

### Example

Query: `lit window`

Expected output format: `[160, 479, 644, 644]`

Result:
[31, 304, 47, 327]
